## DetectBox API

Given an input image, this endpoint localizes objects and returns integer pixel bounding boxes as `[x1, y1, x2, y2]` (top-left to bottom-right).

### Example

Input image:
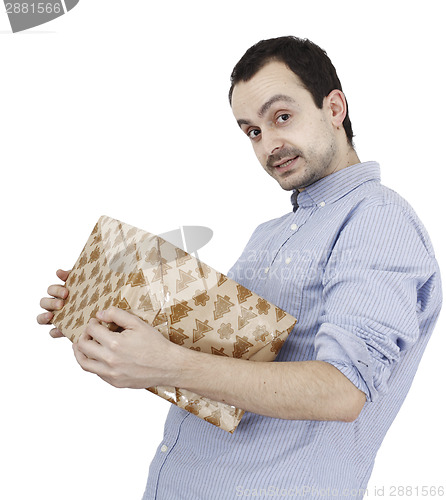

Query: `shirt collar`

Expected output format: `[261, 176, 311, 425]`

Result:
[290, 161, 381, 211]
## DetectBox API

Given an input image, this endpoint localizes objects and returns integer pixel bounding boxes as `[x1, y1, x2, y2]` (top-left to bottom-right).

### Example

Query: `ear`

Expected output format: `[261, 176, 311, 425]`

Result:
[324, 89, 347, 128]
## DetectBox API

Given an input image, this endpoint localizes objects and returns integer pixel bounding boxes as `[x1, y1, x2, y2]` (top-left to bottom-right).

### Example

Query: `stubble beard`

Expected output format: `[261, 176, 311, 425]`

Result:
[271, 137, 338, 192]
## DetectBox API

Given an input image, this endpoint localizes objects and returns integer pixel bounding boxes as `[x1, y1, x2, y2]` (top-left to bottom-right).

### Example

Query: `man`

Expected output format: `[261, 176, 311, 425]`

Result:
[37, 37, 442, 499]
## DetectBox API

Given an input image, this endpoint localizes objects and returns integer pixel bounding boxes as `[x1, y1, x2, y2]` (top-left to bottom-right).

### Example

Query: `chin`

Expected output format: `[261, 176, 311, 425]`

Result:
[276, 173, 305, 192]
[278, 182, 296, 191]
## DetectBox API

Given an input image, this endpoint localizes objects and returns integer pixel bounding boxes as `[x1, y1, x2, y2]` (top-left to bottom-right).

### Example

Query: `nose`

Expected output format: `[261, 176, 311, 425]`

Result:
[261, 127, 284, 156]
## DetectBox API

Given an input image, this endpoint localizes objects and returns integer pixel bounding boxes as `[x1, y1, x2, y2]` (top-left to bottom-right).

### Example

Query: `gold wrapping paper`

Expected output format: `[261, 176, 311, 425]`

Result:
[51, 215, 297, 433]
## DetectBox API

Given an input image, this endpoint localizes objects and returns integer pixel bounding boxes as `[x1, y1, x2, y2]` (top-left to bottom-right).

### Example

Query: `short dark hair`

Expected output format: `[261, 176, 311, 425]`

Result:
[229, 36, 354, 146]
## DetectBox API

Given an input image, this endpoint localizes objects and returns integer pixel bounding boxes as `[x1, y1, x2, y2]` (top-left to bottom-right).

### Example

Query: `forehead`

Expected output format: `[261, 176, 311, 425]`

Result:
[231, 60, 309, 118]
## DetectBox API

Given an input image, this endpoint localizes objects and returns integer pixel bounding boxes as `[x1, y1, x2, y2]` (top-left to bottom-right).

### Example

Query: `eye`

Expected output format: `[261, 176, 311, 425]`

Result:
[277, 113, 291, 123]
[247, 128, 261, 140]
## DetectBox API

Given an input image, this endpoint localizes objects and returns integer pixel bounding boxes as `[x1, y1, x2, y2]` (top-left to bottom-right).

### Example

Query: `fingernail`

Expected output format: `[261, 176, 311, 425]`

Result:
[97, 310, 104, 319]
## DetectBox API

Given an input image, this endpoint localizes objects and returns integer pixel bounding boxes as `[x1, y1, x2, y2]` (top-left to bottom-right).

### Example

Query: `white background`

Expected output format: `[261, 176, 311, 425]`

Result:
[1, 1, 445, 498]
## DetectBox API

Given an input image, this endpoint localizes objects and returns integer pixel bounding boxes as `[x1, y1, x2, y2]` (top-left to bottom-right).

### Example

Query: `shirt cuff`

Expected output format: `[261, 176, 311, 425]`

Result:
[314, 323, 385, 402]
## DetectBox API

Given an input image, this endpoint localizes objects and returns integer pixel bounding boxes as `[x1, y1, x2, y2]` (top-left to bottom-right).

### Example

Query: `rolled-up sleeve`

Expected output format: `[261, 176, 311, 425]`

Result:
[315, 203, 439, 402]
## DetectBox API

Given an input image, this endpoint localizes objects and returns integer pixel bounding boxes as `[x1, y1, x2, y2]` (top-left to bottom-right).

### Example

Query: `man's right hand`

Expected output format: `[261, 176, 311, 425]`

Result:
[37, 269, 71, 338]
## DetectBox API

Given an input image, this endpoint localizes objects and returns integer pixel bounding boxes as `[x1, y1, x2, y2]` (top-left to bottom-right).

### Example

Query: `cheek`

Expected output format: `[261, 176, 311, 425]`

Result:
[252, 144, 266, 165]
[301, 121, 332, 151]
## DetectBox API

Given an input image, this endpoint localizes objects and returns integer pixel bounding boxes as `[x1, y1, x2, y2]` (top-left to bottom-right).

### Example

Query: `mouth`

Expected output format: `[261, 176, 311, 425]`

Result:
[273, 156, 299, 173]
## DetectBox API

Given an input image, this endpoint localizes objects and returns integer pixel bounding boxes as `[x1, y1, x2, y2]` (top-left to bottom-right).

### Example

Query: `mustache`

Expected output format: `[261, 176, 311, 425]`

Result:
[266, 148, 303, 168]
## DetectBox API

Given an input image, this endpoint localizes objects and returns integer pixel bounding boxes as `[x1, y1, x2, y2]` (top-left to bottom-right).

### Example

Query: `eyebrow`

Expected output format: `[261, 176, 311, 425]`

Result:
[237, 94, 296, 128]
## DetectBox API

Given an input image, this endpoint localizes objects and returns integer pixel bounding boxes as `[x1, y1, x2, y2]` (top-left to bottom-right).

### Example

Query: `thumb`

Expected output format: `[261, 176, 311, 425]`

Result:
[97, 306, 141, 331]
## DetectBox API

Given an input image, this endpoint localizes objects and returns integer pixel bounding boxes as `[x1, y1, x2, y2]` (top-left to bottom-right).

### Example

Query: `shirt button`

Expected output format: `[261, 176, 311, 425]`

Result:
[285, 257, 292, 265]
[290, 223, 298, 230]
[319, 201, 326, 207]
[264, 267, 269, 274]
[160, 445, 168, 453]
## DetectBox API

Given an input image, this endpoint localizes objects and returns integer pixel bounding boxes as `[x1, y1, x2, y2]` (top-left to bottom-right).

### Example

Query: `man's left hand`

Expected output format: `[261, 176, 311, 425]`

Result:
[73, 306, 181, 389]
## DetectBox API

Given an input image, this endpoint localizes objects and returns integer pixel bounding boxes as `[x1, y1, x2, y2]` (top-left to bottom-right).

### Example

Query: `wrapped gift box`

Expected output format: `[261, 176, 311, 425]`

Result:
[51, 215, 297, 433]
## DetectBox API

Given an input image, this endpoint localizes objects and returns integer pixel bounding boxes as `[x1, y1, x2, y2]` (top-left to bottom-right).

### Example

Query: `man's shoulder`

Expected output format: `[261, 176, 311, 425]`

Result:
[350, 178, 411, 212]
[345, 181, 435, 256]
[351, 181, 423, 227]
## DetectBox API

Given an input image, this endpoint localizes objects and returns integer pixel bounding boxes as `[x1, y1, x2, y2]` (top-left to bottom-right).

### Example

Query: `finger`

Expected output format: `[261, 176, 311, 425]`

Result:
[84, 317, 118, 346]
[73, 342, 103, 374]
[40, 297, 65, 312]
[96, 306, 141, 331]
[36, 311, 54, 325]
[47, 284, 69, 300]
[76, 330, 103, 360]
[56, 269, 71, 282]
[49, 328, 65, 338]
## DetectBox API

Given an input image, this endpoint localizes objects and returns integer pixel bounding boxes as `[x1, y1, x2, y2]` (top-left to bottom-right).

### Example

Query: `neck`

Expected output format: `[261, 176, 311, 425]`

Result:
[297, 147, 361, 193]
[346, 147, 361, 168]
[326, 145, 361, 180]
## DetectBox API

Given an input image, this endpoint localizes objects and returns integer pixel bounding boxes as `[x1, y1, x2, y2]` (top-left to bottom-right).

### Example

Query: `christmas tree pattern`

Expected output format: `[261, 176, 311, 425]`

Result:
[151, 258, 172, 283]
[90, 304, 99, 320]
[193, 319, 213, 343]
[88, 288, 100, 306]
[92, 231, 102, 246]
[217, 273, 227, 287]
[102, 281, 112, 296]
[138, 292, 154, 312]
[153, 312, 168, 328]
[175, 247, 191, 267]
[103, 295, 114, 310]
[237, 284, 252, 304]
[79, 252, 88, 268]
[204, 409, 221, 427]
[275, 307, 286, 322]
[211, 347, 228, 357]
[49, 215, 297, 433]
[93, 271, 104, 288]
[76, 268, 86, 286]
[114, 274, 126, 292]
[113, 292, 131, 310]
[80, 284, 90, 298]
[73, 313, 84, 329]
[170, 300, 193, 324]
[232, 335, 254, 358]
[185, 399, 202, 416]
[77, 294, 89, 312]
[88, 245, 101, 264]
[127, 268, 148, 287]
[169, 326, 188, 346]
[213, 294, 234, 319]
[176, 269, 197, 292]
[91, 261, 100, 278]
[196, 261, 212, 279]
[238, 306, 257, 329]
[126, 227, 138, 240]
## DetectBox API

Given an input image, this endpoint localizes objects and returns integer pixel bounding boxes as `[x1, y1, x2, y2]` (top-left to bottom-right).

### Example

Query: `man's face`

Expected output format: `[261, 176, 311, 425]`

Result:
[231, 60, 341, 192]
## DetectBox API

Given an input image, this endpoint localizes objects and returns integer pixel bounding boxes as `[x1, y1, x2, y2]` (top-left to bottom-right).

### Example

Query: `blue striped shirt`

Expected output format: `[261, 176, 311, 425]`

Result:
[143, 162, 442, 500]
